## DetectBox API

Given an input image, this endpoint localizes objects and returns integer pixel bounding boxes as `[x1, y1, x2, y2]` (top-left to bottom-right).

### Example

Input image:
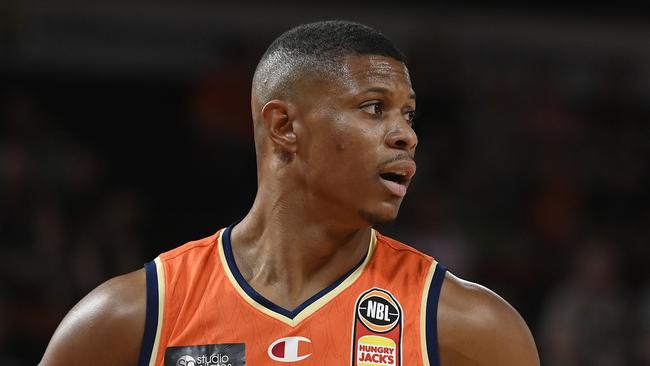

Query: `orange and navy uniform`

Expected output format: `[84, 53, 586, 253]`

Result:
[138, 224, 447, 366]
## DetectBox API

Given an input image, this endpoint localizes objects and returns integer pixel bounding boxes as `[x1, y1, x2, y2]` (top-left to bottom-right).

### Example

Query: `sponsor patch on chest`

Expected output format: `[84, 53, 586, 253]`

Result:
[165, 343, 245, 366]
[351, 288, 402, 366]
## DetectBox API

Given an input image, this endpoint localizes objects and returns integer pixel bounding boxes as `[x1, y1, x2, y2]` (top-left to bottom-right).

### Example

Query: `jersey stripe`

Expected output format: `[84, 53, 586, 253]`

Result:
[424, 263, 447, 366]
[138, 260, 159, 366]
[218, 225, 377, 327]
[150, 257, 165, 366]
[420, 261, 437, 365]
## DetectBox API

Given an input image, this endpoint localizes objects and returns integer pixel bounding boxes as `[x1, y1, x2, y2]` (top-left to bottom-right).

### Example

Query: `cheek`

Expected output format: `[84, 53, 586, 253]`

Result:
[327, 127, 380, 183]
[304, 110, 381, 184]
[329, 128, 361, 157]
[317, 116, 352, 154]
[328, 115, 378, 155]
[330, 115, 350, 150]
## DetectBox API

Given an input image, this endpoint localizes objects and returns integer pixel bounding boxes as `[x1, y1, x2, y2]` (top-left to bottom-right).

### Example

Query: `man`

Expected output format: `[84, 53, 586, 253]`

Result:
[41, 20, 539, 365]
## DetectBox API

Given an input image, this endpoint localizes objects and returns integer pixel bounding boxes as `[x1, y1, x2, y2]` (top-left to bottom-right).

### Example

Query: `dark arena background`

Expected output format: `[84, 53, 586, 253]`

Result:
[1, 1, 649, 365]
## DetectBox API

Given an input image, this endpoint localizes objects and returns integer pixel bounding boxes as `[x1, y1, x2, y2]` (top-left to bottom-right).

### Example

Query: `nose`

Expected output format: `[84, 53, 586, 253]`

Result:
[385, 120, 418, 152]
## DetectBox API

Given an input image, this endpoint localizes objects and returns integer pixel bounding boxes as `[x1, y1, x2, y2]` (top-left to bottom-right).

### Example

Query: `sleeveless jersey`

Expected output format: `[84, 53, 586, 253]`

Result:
[138, 224, 447, 366]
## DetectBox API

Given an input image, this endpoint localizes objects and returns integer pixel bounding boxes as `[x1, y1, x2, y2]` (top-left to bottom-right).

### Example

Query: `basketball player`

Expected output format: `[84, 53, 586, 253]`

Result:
[40, 21, 539, 365]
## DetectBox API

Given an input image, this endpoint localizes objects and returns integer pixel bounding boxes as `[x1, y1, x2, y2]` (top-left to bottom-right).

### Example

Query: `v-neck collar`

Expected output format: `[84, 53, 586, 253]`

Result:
[217, 223, 376, 327]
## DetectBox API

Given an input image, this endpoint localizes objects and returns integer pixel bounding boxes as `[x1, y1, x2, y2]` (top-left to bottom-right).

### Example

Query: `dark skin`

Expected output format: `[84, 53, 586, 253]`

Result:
[40, 54, 540, 365]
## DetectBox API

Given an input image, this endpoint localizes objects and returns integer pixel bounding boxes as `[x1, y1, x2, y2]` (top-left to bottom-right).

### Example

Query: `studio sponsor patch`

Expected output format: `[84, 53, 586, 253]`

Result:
[351, 288, 402, 366]
[165, 343, 245, 366]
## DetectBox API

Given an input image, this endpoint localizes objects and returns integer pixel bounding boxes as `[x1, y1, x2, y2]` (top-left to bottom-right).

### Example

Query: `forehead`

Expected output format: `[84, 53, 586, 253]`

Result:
[333, 55, 413, 95]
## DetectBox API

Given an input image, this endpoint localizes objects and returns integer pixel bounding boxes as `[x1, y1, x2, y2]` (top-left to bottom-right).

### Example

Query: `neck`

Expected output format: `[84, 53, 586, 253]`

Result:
[230, 187, 372, 310]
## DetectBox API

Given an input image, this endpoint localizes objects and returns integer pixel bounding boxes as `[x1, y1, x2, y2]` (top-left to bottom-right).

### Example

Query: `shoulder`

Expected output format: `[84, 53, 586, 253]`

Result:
[159, 231, 221, 263]
[375, 232, 434, 264]
[40, 269, 146, 365]
[437, 271, 540, 366]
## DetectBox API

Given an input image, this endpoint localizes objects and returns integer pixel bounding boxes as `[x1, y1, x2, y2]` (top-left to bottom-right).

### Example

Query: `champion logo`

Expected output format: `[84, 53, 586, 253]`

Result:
[268, 336, 312, 362]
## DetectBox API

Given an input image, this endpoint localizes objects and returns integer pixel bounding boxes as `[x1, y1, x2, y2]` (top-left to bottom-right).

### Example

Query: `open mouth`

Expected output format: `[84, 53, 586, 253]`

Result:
[377, 159, 416, 197]
[379, 172, 409, 184]
[378, 171, 411, 197]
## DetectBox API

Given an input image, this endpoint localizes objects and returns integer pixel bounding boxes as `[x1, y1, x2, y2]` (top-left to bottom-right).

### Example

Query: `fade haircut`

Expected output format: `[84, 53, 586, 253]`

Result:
[252, 20, 407, 105]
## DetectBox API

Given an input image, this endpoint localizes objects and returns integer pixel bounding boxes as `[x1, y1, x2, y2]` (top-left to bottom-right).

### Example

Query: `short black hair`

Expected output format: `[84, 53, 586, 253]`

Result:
[260, 20, 405, 65]
[253, 20, 406, 103]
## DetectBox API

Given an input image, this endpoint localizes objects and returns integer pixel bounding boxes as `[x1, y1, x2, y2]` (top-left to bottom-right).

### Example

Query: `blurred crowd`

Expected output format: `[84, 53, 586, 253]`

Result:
[1, 10, 650, 366]
[0, 91, 148, 363]
[390, 39, 650, 365]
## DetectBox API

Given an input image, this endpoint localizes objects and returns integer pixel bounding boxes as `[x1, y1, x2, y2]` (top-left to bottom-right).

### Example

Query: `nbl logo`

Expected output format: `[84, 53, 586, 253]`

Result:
[357, 289, 401, 333]
[351, 288, 403, 366]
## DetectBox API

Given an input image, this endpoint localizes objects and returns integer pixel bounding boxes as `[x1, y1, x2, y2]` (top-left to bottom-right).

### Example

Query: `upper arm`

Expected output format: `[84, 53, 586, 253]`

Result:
[40, 269, 146, 366]
[437, 272, 540, 366]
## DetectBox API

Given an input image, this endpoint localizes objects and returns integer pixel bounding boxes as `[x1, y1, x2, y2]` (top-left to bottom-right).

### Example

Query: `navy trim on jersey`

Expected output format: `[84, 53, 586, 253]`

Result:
[221, 223, 368, 319]
[426, 263, 447, 366]
[138, 260, 159, 366]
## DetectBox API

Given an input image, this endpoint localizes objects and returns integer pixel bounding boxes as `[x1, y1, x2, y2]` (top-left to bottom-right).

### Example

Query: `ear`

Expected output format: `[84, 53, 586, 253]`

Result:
[261, 100, 297, 155]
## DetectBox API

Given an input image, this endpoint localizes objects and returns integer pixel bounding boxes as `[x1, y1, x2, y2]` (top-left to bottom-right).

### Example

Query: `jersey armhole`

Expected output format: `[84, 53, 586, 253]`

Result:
[138, 258, 165, 366]
[421, 262, 447, 366]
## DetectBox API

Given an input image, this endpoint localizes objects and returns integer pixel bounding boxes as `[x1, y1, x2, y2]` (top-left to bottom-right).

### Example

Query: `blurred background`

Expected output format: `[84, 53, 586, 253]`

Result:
[1, 0, 648, 365]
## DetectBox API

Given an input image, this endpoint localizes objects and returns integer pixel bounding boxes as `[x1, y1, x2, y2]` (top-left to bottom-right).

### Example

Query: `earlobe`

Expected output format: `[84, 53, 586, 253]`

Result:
[262, 100, 298, 155]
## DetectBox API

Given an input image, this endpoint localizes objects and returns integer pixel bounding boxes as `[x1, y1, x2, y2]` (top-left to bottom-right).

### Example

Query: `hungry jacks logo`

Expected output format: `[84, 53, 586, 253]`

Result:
[351, 288, 402, 366]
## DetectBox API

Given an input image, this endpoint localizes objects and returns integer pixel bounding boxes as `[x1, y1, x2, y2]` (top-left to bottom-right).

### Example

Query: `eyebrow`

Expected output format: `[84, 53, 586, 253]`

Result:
[363, 87, 416, 100]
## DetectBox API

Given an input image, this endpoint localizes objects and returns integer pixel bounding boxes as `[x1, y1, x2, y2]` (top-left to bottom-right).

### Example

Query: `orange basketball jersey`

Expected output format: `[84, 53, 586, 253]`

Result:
[138, 224, 447, 366]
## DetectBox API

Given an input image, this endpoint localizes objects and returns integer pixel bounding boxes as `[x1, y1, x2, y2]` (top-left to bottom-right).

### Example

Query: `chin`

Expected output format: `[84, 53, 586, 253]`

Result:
[358, 206, 400, 226]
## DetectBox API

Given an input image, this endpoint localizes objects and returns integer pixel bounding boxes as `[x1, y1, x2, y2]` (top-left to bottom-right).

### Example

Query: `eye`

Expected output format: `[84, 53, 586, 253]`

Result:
[361, 102, 383, 117]
[405, 110, 416, 126]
